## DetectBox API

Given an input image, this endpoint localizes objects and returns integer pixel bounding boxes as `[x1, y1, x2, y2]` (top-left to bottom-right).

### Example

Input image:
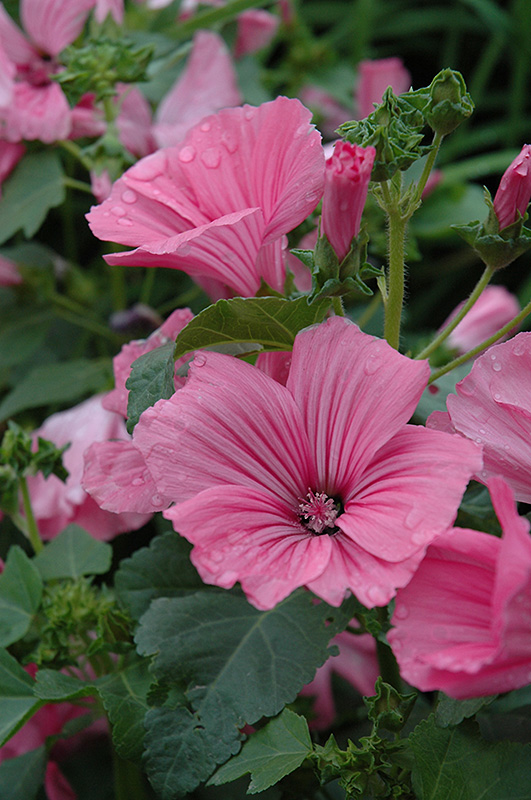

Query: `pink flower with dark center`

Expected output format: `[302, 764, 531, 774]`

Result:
[356, 57, 411, 119]
[493, 144, 531, 230]
[127, 316, 481, 610]
[440, 285, 520, 355]
[388, 477, 531, 698]
[428, 332, 531, 502]
[321, 141, 375, 261]
[87, 96, 325, 297]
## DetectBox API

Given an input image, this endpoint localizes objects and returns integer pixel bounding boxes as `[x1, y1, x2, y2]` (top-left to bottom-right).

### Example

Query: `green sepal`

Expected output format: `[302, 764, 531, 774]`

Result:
[424, 68, 474, 136]
[452, 214, 531, 270]
[364, 677, 417, 734]
[307, 228, 382, 303]
[0, 423, 69, 494]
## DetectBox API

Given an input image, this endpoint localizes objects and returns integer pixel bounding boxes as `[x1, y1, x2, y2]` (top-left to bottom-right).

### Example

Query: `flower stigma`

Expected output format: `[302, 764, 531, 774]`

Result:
[298, 489, 342, 535]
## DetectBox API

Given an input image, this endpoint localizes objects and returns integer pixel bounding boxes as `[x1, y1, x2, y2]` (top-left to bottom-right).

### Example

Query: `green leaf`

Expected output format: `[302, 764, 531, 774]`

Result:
[0, 546, 42, 647]
[0, 648, 42, 746]
[413, 362, 471, 423]
[0, 152, 65, 245]
[172, 296, 330, 361]
[137, 589, 355, 797]
[410, 716, 531, 800]
[0, 312, 53, 369]
[97, 655, 152, 762]
[209, 708, 312, 793]
[435, 693, 496, 728]
[33, 524, 112, 581]
[0, 358, 112, 421]
[33, 670, 96, 702]
[115, 531, 204, 621]
[126, 341, 175, 434]
[0, 746, 47, 800]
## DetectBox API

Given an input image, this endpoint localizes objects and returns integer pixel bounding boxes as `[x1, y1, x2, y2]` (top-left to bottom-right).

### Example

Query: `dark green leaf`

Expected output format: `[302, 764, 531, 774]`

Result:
[115, 531, 204, 621]
[33, 524, 112, 581]
[435, 693, 496, 727]
[0, 359, 112, 421]
[410, 715, 531, 799]
[0, 547, 42, 647]
[0, 313, 53, 369]
[0, 746, 46, 800]
[33, 670, 96, 702]
[0, 152, 65, 245]
[414, 362, 471, 423]
[172, 296, 330, 361]
[137, 589, 354, 797]
[209, 708, 312, 793]
[97, 655, 152, 762]
[0, 648, 41, 746]
[126, 342, 175, 434]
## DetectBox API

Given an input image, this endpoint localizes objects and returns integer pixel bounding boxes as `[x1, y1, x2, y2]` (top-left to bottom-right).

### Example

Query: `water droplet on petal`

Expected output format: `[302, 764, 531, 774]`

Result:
[201, 147, 221, 169]
[492, 362, 502, 372]
[117, 218, 133, 227]
[504, 444, 510, 451]
[490, 353, 497, 361]
[121, 189, 137, 204]
[404, 506, 424, 530]
[200, 121, 211, 132]
[394, 603, 409, 620]
[479, 428, 486, 435]
[111, 205, 126, 216]
[366, 584, 387, 605]
[244, 107, 255, 120]
[513, 338, 526, 356]
[221, 132, 238, 154]
[151, 493, 163, 506]
[132, 477, 144, 486]
[364, 353, 381, 375]
[178, 145, 196, 163]
[494, 392, 502, 401]
[129, 153, 165, 180]
[194, 353, 207, 367]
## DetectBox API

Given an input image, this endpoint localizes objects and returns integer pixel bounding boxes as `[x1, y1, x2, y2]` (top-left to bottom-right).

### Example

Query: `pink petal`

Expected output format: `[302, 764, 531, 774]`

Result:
[44, 762, 77, 800]
[0, 254, 22, 286]
[356, 57, 411, 119]
[134, 351, 316, 505]
[153, 30, 241, 149]
[0, 4, 37, 66]
[116, 85, 155, 158]
[83, 440, 170, 513]
[69, 93, 106, 140]
[286, 316, 430, 495]
[2, 82, 71, 143]
[166, 485, 332, 609]
[255, 351, 293, 386]
[255, 236, 287, 293]
[0, 39, 15, 106]
[345, 426, 482, 562]
[21, 0, 93, 57]
[103, 208, 266, 296]
[94, 0, 124, 24]
[441, 285, 520, 355]
[234, 9, 279, 59]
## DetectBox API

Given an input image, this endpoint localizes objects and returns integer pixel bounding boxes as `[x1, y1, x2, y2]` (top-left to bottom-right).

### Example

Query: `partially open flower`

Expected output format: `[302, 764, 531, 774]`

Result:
[493, 144, 531, 230]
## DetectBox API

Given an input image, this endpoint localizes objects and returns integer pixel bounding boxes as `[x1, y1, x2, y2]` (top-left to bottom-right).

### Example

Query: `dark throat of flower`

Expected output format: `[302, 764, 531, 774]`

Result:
[298, 489, 344, 535]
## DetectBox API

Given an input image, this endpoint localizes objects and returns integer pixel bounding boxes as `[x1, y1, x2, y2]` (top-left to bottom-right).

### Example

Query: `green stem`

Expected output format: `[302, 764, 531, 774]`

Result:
[411, 132, 444, 206]
[63, 176, 94, 195]
[415, 265, 494, 360]
[332, 296, 345, 317]
[19, 477, 43, 554]
[356, 292, 382, 330]
[175, 0, 273, 40]
[51, 294, 122, 343]
[139, 267, 156, 306]
[108, 263, 127, 312]
[428, 292, 531, 384]
[156, 283, 202, 316]
[375, 609, 402, 692]
[112, 750, 149, 800]
[58, 139, 93, 172]
[383, 206, 407, 350]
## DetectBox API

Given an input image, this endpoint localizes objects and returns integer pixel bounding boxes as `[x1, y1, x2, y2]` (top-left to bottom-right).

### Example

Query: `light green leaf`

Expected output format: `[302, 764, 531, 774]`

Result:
[172, 296, 330, 361]
[0, 746, 47, 800]
[0, 648, 42, 746]
[126, 342, 175, 434]
[0, 358, 112, 421]
[410, 716, 531, 800]
[33, 524, 112, 581]
[97, 655, 152, 762]
[0, 152, 65, 245]
[210, 709, 312, 793]
[0, 547, 42, 647]
[137, 589, 354, 797]
[115, 531, 204, 621]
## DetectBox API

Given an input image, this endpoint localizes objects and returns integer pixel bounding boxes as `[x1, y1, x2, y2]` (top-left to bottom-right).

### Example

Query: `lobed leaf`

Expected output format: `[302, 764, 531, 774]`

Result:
[0, 547, 42, 647]
[125, 342, 175, 434]
[0, 648, 42, 747]
[0, 746, 47, 800]
[33, 524, 112, 581]
[97, 655, 152, 762]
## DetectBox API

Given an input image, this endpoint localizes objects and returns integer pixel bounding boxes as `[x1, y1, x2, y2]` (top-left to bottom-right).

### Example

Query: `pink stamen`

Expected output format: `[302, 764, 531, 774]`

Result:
[299, 489, 339, 534]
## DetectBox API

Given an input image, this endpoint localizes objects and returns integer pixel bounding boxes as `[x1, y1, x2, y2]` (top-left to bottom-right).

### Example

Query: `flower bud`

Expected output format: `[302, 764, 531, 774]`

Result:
[493, 144, 531, 230]
[425, 68, 474, 135]
[321, 141, 375, 262]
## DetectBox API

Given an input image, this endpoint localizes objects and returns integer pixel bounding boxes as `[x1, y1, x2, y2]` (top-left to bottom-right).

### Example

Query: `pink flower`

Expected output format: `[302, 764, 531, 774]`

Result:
[321, 141, 375, 261]
[94, 0, 124, 23]
[388, 477, 531, 698]
[87, 96, 324, 297]
[356, 57, 411, 119]
[128, 317, 481, 610]
[115, 84, 156, 158]
[440, 285, 520, 355]
[299, 86, 350, 140]
[234, 9, 279, 58]
[27, 395, 150, 540]
[152, 30, 241, 149]
[300, 625, 379, 728]
[90, 168, 112, 203]
[0, 0, 94, 142]
[428, 332, 531, 503]
[0, 254, 22, 285]
[0, 39, 15, 107]
[83, 309, 193, 515]
[493, 144, 531, 230]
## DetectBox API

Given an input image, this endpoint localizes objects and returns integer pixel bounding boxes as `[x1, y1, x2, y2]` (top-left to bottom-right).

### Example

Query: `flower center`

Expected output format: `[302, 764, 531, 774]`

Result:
[298, 489, 342, 535]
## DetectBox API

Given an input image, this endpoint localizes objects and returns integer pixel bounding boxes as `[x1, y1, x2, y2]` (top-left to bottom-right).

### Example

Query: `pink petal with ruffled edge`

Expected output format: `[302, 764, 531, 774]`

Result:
[83, 440, 170, 513]
[167, 485, 332, 609]
[286, 316, 430, 494]
[153, 30, 241, 149]
[2, 82, 71, 142]
[431, 332, 531, 501]
[346, 426, 482, 562]
[133, 350, 316, 505]
[103, 307, 193, 418]
[21, 0, 93, 57]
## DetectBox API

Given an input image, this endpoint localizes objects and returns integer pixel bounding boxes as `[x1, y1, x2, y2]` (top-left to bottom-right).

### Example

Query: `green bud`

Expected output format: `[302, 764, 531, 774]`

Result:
[425, 68, 474, 135]
[364, 677, 417, 733]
